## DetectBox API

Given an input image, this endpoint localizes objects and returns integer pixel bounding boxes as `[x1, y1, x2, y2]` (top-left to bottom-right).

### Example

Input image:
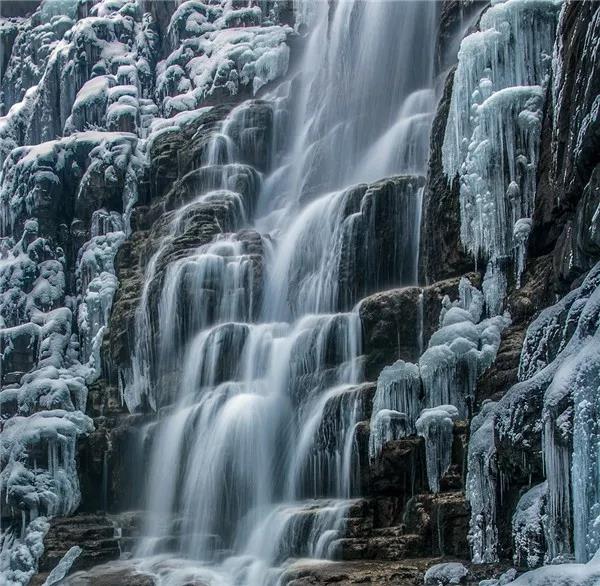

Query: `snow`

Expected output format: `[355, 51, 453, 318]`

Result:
[424, 562, 469, 585]
[156, 5, 292, 118]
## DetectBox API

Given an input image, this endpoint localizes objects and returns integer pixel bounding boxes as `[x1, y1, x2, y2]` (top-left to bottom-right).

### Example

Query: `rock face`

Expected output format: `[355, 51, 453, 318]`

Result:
[419, 69, 473, 285]
[2, 0, 600, 585]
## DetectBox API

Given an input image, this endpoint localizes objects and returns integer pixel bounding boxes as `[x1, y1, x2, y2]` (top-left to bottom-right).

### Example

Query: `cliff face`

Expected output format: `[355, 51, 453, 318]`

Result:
[1, 1, 600, 585]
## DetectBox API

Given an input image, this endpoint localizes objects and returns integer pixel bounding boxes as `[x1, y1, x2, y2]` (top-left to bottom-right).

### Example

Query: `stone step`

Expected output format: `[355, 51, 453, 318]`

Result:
[331, 533, 424, 561]
[36, 514, 120, 577]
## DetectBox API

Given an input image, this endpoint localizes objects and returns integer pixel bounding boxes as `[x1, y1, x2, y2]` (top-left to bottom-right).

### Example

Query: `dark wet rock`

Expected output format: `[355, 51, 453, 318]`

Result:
[58, 563, 157, 586]
[530, 2, 600, 285]
[145, 105, 230, 204]
[419, 69, 474, 285]
[550, 2, 600, 207]
[359, 287, 423, 381]
[0, 1, 42, 18]
[0, 327, 39, 385]
[554, 165, 600, 286]
[338, 176, 424, 310]
[225, 100, 275, 172]
[435, 1, 488, 75]
[369, 437, 427, 498]
[279, 558, 509, 586]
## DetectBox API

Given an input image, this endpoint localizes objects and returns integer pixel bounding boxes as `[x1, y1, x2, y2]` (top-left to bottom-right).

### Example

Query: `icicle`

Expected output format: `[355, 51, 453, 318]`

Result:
[416, 405, 459, 494]
[466, 401, 499, 564]
[368, 361, 421, 460]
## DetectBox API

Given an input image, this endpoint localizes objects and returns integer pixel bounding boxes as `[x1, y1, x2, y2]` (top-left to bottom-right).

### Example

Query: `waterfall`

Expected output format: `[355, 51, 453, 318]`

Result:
[127, 1, 439, 583]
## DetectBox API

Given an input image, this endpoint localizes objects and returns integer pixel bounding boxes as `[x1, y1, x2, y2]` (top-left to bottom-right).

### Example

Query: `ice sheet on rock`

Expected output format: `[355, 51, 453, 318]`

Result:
[467, 400, 499, 563]
[424, 561, 469, 585]
[76, 230, 125, 370]
[42, 545, 82, 586]
[416, 405, 459, 493]
[503, 554, 600, 585]
[512, 482, 548, 568]
[476, 263, 600, 566]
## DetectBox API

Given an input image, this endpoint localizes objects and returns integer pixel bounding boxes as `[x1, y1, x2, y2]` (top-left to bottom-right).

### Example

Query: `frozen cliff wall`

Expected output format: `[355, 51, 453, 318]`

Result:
[422, 0, 600, 575]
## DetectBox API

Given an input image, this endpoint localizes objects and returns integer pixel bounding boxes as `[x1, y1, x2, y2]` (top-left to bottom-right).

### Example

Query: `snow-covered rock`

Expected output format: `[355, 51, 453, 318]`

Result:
[424, 562, 469, 585]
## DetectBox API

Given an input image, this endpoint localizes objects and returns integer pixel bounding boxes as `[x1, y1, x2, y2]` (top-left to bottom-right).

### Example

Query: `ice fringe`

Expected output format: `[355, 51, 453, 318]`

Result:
[416, 405, 459, 494]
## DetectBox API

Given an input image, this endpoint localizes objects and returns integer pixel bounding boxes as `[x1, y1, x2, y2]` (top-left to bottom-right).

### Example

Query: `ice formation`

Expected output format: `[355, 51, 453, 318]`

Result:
[0, 131, 136, 580]
[368, 361, 421, 460]
[503, 554, 600, 585]
[466, 401, 499, 564]
[512, 482, 547, 568]
[467, 262, 600, 568]
[369, 278, 509, 479]
[442, 0, 562, 290]
[416, 405, 459, 494]
[0, 0, 179, 577]
[0, 517, 49, 586]
[42, 545, 81, 586]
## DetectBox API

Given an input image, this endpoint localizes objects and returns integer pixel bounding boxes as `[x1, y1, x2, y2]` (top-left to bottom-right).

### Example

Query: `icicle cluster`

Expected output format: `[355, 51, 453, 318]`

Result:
[442, 0, 562, 293]
[369, 278, 509, 478]
[467, 262, 600, 570]
[416, 405, 459, 494]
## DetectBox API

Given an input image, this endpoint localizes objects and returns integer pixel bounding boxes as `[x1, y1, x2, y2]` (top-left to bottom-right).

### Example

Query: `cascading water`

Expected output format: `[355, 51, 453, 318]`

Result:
[126, 1, 438, 584]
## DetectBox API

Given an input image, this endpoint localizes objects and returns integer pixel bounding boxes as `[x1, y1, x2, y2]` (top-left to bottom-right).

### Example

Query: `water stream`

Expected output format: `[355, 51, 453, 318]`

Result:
[126, 1, 439, 583]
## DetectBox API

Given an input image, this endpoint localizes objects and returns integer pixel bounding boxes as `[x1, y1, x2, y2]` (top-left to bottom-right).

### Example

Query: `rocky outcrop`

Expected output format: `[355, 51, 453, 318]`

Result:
[33, 515, 120, 581]
[531, 1, 600, 289]
[359, 273, 480, 380]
